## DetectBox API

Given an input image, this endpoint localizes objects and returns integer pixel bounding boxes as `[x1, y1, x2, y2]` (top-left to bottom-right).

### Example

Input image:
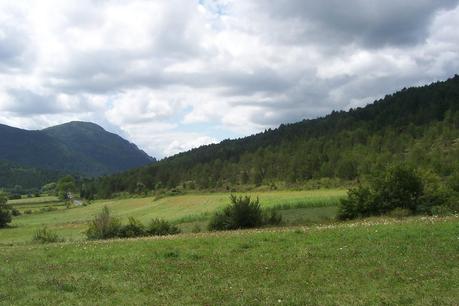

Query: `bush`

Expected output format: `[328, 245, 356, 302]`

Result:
[208, 195, 282, 231]
[374, 166, 424, 213]
[147, 219, 181, 236]
[338, 165, 453, 220]
[85, 207, 181, 240]
[86, 206, 122, 240]
[0, 192, 12, 228]
[0, 208, 11, 228]
[33, 227, 64, 243]
[119, 217, 146, 238]
[338, 186, 375, 219]
[11, 208, 21, 216]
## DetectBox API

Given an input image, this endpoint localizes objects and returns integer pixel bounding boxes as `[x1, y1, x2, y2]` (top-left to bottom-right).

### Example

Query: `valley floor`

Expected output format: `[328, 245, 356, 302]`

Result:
[1, 216, 458, 305]
[0, 189, 345, 244]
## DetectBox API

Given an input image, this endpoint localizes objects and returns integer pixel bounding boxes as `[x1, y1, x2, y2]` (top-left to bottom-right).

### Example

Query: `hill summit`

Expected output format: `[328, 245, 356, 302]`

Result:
[0, 121, 155, 188]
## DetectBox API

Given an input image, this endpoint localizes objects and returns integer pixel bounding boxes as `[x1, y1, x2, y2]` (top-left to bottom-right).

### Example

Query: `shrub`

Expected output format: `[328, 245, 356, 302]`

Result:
[0, 192, 12, 228]
[33, 227, 64, 243]
[338, 186, 375, 219]
[208, 195, 282, 231]
[373, 166, 424, 213]
[0, 208, 11, 228]
[11, 208, 21, 216]
[86, 206, 122, 240]
[119, 217, 146, 238]
[147, 219, 181, 236]
[338, 165, 453, 220]
[86, 207, 181, 240]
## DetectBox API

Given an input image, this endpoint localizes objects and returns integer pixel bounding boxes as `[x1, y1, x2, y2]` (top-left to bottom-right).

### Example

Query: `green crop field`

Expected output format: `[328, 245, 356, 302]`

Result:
[1, 189, 346, 244]
[9, 195, 59, 205]
[0, 216, 457, 305]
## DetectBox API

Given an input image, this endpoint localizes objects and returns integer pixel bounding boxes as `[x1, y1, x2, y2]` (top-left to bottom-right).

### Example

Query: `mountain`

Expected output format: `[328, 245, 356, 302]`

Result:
[0, 121, 154, 189]
[43, 121, 154, 174]
[91, 75, 459, 197]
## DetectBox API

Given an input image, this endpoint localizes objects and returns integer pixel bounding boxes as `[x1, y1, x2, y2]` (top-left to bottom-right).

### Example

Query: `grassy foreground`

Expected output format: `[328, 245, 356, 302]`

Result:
[1, 189, 345, 244]
[1, 216, 458, 305]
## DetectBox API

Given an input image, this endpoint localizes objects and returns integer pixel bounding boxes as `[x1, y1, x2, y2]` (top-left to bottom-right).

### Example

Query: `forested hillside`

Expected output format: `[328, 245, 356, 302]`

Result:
[90, 76, 459, 197]
[0, 160, 62, 191]
[0, 122, 154, 190]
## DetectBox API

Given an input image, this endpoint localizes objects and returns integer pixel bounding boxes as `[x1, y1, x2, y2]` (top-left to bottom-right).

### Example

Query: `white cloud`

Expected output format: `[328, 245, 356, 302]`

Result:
[0, 0, 458, 158]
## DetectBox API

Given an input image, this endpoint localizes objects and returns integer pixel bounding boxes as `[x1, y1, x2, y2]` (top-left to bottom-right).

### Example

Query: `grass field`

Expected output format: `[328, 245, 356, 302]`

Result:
[8, 195, 63, 210]
[9, 195, 59, 205]
[0, 216, 457, 305]
[1, 189, 346, 244]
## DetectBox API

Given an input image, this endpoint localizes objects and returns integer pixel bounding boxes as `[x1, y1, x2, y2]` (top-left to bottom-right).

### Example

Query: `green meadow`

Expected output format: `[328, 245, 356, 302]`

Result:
[1, 189, 346, 244]
[2, 189, 457, 305]
[0, 216, 457, 305]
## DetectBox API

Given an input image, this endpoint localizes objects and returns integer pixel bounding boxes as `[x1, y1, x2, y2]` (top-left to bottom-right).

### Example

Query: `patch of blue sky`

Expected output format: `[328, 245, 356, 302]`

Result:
[198, 0, 229, 16]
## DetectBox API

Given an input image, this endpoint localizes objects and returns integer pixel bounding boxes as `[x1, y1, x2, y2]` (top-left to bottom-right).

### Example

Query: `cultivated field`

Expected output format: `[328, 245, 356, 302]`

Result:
[0, 216, 457, 305]
[0, 189, 346, 244]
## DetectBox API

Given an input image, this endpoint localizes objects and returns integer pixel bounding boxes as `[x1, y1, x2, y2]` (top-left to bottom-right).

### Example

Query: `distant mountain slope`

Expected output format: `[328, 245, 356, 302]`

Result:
[0, 122, 154, 188]
[0, 123, 89, 177]
[43, 121, 154, 174]
[0, 160, 62, 190]
[93, 75, 459, 196]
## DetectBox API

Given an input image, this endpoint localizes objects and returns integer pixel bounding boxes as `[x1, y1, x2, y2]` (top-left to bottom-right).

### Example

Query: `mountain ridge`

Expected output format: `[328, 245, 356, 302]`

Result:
[0, 121, 155, 189]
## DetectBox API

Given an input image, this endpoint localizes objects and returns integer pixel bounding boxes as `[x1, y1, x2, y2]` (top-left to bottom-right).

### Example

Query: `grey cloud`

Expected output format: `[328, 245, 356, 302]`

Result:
[50, 55, 295, 97]
[3, 89, 100, 116]
[0, 23, 31, 72]
[4, 89, 61, 115]
[252, 0, 459, 48]
[216, 68, 295, 96]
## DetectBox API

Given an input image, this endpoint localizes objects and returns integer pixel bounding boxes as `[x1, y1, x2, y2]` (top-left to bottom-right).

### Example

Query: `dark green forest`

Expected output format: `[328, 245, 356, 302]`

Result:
[0, 160, 62, 193]
[86, 76, 459, 198]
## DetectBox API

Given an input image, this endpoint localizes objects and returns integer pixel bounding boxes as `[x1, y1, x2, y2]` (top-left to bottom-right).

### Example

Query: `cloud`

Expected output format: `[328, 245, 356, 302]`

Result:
[243, 0, 459, 48]
[0, 0, 458, 158]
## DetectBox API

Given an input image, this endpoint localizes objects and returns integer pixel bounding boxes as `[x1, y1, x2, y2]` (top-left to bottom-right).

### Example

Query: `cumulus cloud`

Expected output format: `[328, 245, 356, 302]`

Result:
[0, 0, 458, 158]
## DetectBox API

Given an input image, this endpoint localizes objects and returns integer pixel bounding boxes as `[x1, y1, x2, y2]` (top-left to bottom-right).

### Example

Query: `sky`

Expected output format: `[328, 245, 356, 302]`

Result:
[0, 0, 458, 158]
